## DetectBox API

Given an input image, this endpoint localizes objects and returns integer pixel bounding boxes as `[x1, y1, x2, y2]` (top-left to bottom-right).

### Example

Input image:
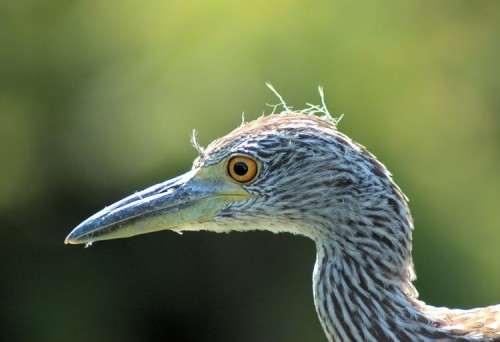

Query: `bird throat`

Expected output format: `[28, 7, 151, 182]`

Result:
[312, 241, 449, 341]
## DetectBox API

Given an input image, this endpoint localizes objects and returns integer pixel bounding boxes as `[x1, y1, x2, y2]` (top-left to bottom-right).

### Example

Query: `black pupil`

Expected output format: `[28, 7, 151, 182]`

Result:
[233, 161, 248, 176]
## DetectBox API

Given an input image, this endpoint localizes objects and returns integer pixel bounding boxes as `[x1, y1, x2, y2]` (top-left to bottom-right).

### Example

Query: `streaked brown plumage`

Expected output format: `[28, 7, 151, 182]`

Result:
[66, 94, 499, 341]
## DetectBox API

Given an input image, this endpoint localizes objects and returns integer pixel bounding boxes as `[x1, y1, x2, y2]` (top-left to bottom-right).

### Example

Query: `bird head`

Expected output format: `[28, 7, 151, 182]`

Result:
[65, 113, 412, 250]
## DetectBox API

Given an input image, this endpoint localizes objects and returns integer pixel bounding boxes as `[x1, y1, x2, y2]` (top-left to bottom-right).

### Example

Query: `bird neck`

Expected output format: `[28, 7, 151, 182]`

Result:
[312, 240, 451, 341]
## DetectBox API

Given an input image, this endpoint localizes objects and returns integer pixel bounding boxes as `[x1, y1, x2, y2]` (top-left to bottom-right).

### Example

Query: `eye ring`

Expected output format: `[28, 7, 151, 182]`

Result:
[227, 155, 259, 183]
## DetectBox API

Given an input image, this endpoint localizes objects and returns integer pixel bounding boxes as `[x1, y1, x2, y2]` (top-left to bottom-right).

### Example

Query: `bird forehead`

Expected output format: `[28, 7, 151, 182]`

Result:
[195, 113, 341, 167]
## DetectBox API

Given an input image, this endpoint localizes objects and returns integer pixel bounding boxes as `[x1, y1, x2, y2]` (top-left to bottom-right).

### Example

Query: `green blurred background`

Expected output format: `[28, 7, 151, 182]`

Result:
[1, 1, 499, 341]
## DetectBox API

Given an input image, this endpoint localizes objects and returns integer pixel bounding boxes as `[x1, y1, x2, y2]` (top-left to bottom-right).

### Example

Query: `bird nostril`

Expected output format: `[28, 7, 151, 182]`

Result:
[158, 185, 179, 195]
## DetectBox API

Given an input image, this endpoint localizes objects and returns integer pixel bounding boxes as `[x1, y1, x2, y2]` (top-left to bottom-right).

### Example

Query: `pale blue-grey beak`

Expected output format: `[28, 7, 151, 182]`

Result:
[65, 167, 253, 245]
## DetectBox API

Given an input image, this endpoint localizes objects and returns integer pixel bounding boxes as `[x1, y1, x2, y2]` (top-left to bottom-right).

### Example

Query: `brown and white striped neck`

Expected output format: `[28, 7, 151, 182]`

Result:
[313, 241, 500, 341]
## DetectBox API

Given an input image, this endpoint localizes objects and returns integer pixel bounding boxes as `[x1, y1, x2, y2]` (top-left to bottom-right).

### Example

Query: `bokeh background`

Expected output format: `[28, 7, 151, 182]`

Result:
[1, 1, 499, 341]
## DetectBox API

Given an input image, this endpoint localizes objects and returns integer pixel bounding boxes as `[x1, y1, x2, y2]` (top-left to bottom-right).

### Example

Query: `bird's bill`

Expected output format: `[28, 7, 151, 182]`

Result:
[65, 166, 253, 245]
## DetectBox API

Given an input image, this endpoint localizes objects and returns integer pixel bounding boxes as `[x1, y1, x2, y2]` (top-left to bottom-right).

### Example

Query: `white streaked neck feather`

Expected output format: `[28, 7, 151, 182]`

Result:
[312, 240, 468, 342]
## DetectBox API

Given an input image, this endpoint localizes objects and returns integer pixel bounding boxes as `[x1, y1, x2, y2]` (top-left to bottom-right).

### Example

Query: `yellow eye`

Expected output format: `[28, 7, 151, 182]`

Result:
[228, 156, 259, 183]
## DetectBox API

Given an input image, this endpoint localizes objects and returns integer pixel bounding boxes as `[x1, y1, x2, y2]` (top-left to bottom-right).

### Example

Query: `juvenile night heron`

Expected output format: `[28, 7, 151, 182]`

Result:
[66, 93, 499, 341]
